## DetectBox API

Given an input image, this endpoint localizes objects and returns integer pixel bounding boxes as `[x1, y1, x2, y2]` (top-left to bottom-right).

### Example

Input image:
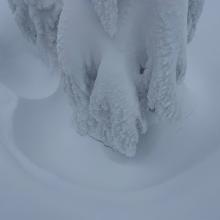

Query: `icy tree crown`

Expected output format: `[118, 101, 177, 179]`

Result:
[8, 0, 204, 157]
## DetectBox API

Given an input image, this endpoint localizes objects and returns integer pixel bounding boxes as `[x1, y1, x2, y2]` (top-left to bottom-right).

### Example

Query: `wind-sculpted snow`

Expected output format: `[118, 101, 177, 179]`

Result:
[8, 0, 204, 157]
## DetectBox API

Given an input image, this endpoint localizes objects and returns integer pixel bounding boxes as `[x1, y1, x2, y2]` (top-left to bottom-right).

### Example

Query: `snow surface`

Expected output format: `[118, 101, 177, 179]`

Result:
[0, 0, 220, 219]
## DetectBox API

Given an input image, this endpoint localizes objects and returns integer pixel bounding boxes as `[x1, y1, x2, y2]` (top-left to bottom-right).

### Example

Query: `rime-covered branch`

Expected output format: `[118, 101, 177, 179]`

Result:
[8, 0, 204, 157]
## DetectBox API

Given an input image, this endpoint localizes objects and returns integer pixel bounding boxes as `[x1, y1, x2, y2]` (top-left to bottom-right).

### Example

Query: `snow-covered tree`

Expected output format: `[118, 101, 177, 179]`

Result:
[8, 0, 204, 157]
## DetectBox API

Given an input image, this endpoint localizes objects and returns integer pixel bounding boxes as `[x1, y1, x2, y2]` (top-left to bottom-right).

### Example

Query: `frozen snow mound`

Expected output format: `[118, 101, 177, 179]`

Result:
[8, 0, 205, 157]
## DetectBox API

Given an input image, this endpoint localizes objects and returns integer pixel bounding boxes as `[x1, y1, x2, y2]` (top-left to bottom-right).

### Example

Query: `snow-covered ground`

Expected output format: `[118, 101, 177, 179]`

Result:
[0, 1, 220, 219]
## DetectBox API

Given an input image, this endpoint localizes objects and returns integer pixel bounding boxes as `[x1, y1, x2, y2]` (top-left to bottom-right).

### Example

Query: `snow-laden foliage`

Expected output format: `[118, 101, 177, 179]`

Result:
[188, 0, 205, 43]
[8, 0, 204, 157]
[91, 0, 118, 37]
[8, 0, 63, 66]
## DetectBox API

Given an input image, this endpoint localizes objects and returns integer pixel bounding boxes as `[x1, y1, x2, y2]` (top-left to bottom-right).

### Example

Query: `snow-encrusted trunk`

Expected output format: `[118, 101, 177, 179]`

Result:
[8, 0, 204, 157]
